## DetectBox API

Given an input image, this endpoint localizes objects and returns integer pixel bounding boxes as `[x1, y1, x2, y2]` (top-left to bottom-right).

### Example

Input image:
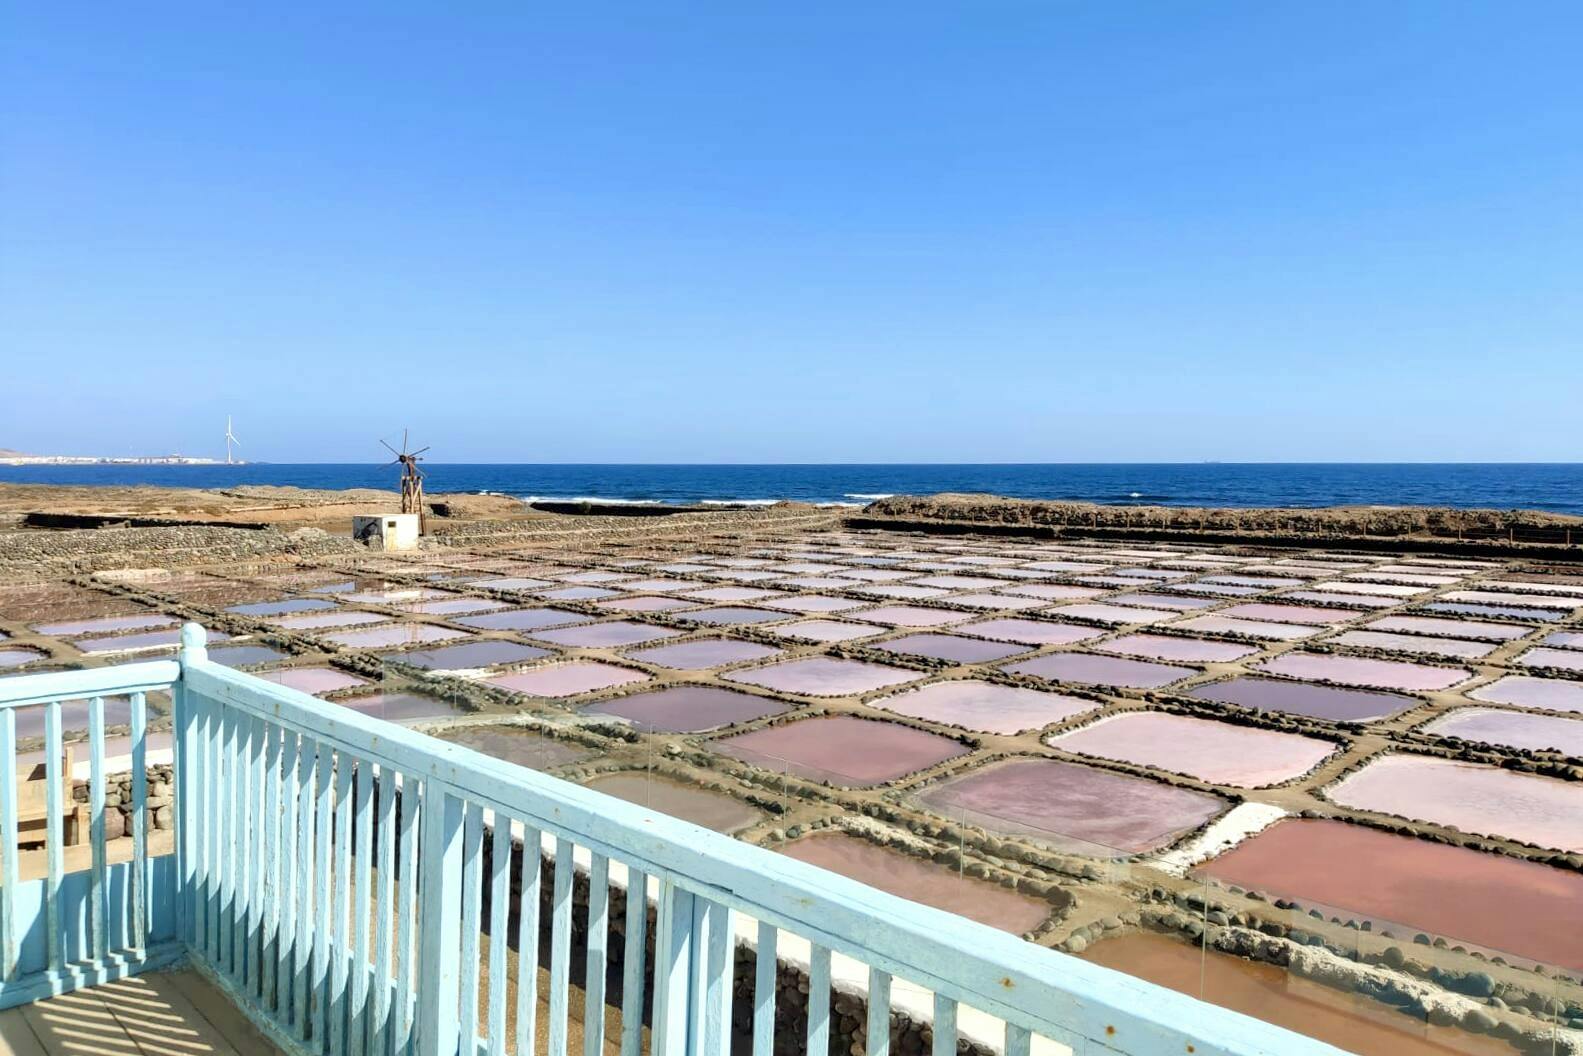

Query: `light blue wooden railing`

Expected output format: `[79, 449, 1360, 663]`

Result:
[0, 624, 1348, 1056]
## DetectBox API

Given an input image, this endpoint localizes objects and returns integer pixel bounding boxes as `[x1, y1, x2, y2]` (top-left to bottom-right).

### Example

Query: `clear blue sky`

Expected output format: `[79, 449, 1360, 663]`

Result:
[3, 3, 1580, 463]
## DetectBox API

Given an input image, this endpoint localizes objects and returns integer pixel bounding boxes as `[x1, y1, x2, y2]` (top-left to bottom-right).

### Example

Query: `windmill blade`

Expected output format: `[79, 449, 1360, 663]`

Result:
[380, 439, 401, 457]
[232, 436, 242, 446]
[410, 446, 430, 457]
[402, 428, 409, 453]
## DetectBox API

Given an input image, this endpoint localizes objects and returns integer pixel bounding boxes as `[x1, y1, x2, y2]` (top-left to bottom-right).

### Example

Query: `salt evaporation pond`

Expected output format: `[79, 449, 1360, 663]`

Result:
[875, 634, 1026, 663]
[596, 595, 699, 613]
[338, 691, 463, 724]
[683, 586, 781, 602]
[855, 584, 948, 600]
[1095, 634, 1256, 664]
[1050, 712, 1335, 787]
[1421, 708, 1583, 757]
[274, 610, 388, 630]
[1543, 631, 1583, 649]
[760, 595, 865, 614]
[1255, 653, 1469, 692]
[1469, 675, 1583, 714]
[1219, 603, 1352, 626]
[326, 624, 468, 649]
[955, 618, 1100, 646]
[773, 620, 885, 643]
[1002, 653, 1195, 689]
[1517, 647, 1583, 673]
[538, 586, 619, 601]
[34, 614, 176, 636]
[1366, 615, 1527, 641]
[226, 598, 338, 616]
[1172, 615, 1317, 641]
[583, 685, 790, 732]
[530, 620, 681, 648]
[1083, 931, 1518, 1056]
[854, 606, 969, 628]
[1287, 591, 1398, 609]
[874, 680, 1097, 734]
[917, 758, 1222, 855]
[624, 638, 780, 669]
[388, 639, 551, 671]
[256, 667, 368, 695]
[454, 608, 590, 632]
[207, 645, 288, 668]
[1049, 604, 1173, 625]
[441, 725, 593, 769]
[1328, 754, 1583, 851]
[583, 773, 761, 833]
[1329, 630, 1496, 660]
[0, 647, 46, 669]
[713, 715, 967, 786]
[682, 607, 786, 626]
[994, 583, 1104, 601]
[780, 833, 1050, 934]
[75, 628, 230, 653]
[726, 657, 919, 696]
[485, 661, 648, 697]
[1423, 601, 1567, 621]
[405, 597, 510, 616]
[1107, 593, 1218, 611]
[1187, 677, 1417, 722]
[1197, 818, 1583, 972]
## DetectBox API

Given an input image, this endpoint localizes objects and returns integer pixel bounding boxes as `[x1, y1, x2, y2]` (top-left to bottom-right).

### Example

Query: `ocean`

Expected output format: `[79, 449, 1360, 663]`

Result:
[2, 463, 1581, 514]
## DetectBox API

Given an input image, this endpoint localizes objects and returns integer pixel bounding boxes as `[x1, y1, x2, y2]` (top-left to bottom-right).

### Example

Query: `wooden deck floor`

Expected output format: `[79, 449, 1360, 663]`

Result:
[0, 970, 283, 1056]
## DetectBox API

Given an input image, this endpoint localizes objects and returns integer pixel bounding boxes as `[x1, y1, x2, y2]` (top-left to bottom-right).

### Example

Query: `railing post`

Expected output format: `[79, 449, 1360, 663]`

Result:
[175, 623, 208, 947]
[416, 779, 464, 1056]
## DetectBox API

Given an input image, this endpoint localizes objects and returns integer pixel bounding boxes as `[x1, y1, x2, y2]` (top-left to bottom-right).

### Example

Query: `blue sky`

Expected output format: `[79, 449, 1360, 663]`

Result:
[3, 3, 1580, 463]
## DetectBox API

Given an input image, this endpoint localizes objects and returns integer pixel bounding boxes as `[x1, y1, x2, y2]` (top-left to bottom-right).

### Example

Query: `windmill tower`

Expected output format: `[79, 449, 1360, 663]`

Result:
[224, 417, 241, 465]
[381, 430, 429, 534]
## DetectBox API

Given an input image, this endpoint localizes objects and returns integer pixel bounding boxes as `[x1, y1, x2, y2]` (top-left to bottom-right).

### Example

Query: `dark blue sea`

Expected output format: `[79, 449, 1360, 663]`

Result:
[2, 464, 1581, 515]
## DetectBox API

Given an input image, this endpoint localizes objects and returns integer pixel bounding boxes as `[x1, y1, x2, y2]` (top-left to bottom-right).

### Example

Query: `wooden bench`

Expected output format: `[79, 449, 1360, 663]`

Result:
[15, 747, 83, 848]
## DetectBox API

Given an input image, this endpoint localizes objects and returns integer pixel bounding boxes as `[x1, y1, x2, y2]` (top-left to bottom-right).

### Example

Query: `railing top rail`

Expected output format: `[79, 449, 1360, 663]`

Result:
[178, 625, 1345, 1056]
[0, 658, 180, 709]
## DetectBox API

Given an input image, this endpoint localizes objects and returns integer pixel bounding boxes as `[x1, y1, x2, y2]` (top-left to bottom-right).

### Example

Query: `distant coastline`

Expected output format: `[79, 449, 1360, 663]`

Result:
[0, 449, 230, 466]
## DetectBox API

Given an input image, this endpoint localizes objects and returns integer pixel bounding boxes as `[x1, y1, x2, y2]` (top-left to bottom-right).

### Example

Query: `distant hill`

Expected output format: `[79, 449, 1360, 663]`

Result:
[0, 449, 30, 458]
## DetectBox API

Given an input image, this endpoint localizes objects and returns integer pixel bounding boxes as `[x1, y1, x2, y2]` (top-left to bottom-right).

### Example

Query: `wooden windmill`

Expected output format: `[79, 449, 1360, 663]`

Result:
[381, 430, 430, 534]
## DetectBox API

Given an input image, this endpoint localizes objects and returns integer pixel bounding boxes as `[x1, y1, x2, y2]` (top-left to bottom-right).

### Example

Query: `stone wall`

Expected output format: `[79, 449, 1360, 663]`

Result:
[70, 763, 175, 840]
[0, 524, 359, 578]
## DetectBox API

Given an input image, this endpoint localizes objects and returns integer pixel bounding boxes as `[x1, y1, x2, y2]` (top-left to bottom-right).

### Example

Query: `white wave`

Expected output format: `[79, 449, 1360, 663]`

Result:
[818, 501, 866, 508]
[844, 493, 894, 500]
[520, 495, 665, 505]
[699, 499, 782, 506]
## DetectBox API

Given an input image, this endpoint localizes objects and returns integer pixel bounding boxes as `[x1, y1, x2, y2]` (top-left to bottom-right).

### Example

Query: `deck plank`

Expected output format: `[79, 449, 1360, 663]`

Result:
[19, 987, 141, 1056]
[0, 1011, 46, 1056]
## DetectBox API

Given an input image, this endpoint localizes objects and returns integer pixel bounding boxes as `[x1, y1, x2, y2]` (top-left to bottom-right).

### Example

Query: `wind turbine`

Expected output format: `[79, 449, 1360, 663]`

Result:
[224, 417, 242, 465]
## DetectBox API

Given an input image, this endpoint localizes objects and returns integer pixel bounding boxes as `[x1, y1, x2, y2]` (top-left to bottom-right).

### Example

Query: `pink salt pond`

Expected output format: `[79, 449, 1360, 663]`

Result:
[441, 726, 592, 769]
[1329, 630, 1495, 660]
[1050, 712, 1335, 788]
[256, 667, 369, 695]
[1172, 615, 1318, 641]
[853, 606, 969, 628]
[1197, 819, 1583, 973]
[623, 638, 780, 669]
[1469, 675, 1583, 714]
[760, 595, 865, 614]
[874, 680, 1097, 734]
[583, 773, 760, 834]
[1255, 652, 1470, 691]
[683, 586, 784, 603]
[916, 758, 1223, 855]
[1218, 603, 1351, 626]
[1542, 631, 1583, 650]
[681, 607, 785, 626]
[780, 833, 1050, 935]
[75, 628, 231, 653]
[954, 619, 1100, 647]
[385, 640, 551, 671]
[1422, 708, 1583, 757]
[538, 586, 620, 601]
[595, 595, 699, 614]
[1095, 634, 1256, 664]
[584, 685, 790, 732]
[338, 691, 463, 724]
[1517, 647, 1583, 673]
[530, 621, 681, 648]
[454, 608, 590, 632]
[712, 715, 967, 786]
[274, 610, 388, 631]
[1002, 653, 1195, 689]
[324, 624, 469, 649]
[404, 597, 510, 616]
[1187, 677, 1416, 722]
[1328, 754, 1583, 851]
[1049, 604, 1172, 626]
[875, 634, 1027, 664]
[772, 620, 885, 643]
[34, 613, 176, 637]
[486, 662, 648, 697]
[726, 657, 920, 696]
[994, 584, 1104, 602]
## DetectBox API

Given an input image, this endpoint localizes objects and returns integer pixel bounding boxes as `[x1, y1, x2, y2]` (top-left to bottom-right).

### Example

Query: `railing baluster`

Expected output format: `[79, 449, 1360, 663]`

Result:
[867, 968, 892, 1056]
[651, 881, 694, 1056]
[619, 869, 648, 1056]
[460, 802, 485, 1051]
[807, 943, 831, 1056]
[88, 696, 107, 962]
[701, 899, 732, 1056]
[312, 740, 333, 1044]
[583, 852, 609, 1056]
[249, 714, 267, 998]
[0, 709, 17, 980]
[233, 707, 254, 985]
[205, 692, 221, 963]
[487, 815, 510, 1056]
[416, 781, 463, 1056]
[930, 993, 957, 1056]
[752, 921, 776, 1056]
[352, 759, 374, 1053]
[394, 776, 422, 1055]
[372, 767, 397, 1056]
[293, 735, 315, 1038]
[218, 703, 235, 975]
[263, 722, 283, 1010]
[514, 826, 542, 1056]
[548, 836, 574, 1056]
[43, 699, 63, 971]
[332, 750, 354, 1056]
[129, 691, 148, 953]
[1003, 1023, 1031, 1056]
[278, 730, 300, 1022]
